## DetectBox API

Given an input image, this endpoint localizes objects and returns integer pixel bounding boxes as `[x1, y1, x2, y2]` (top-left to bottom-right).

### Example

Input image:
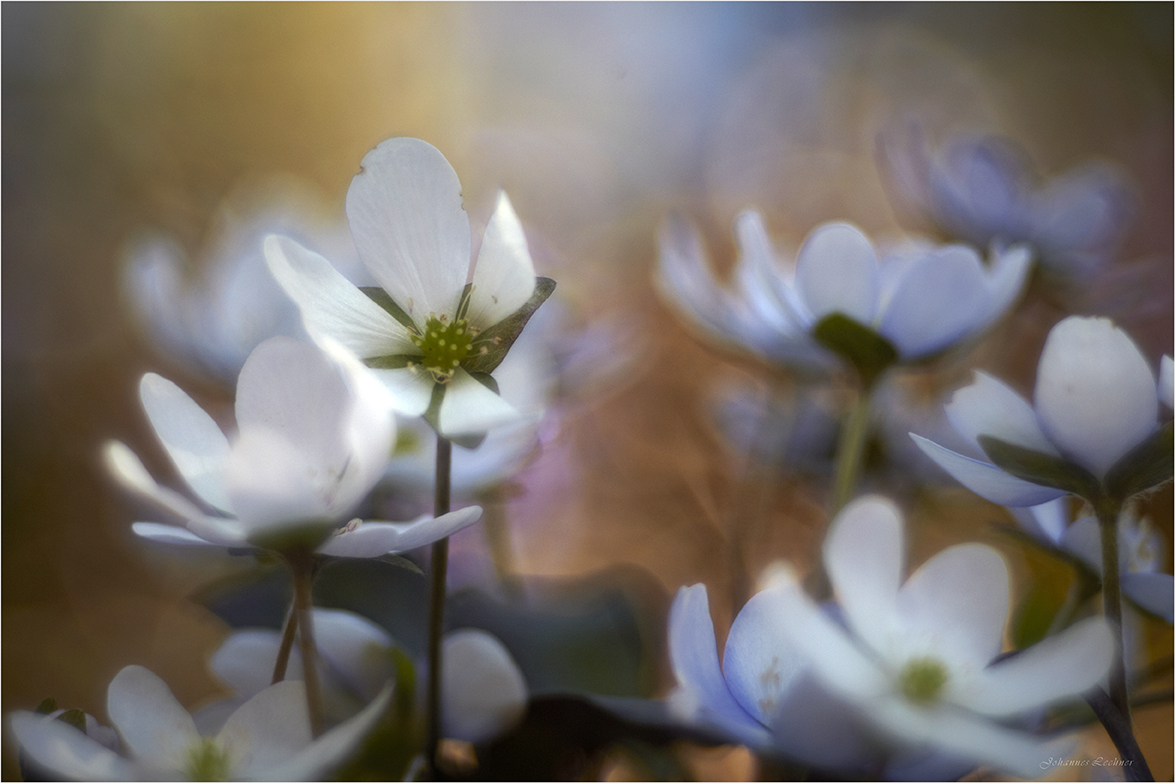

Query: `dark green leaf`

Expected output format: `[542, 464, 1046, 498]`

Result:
[463, 277, 556, 375]
[811, 313, 897, 388]
[360, 287, 418, 331]
[1105, 422, 1174, 502]
[979, 435, 1101, 500]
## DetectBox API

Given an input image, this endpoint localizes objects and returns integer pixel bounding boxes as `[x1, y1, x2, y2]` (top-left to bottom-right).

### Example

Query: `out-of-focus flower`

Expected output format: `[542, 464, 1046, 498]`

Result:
[122, 178, 370, 384]
[912, 317, 1170, 507]
[658, 214, 1030, 383]
[266, 137, 554, 440]
[1160, 355, 1173, 410]
[878, 128, 1134, 278]
[441, 629, 528, 745]
[105, 336, 481, 554]
[9, 665, 389, 781]
[766, 496, 1114, 779]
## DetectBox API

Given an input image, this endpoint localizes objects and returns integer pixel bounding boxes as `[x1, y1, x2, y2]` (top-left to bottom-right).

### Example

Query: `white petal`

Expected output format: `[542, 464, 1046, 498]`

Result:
[1160, 355, 1173, 410]
[962, 616, 1114, 716]
[866, 698, 1071, 780]
[973, 244, 1032, 331]
[878, 245, 990, 359]
[824, 496, 904, 656]
[442, 629, 528, 744]
[9, 712, 135, 781]
[1123, 573, 1174, 623]
[103, 440, 209, 524]
[722, 585, 806, 726]
[212, 628, 295, 700]
[370, 366, 436, 417]
[734, 211, 807, 332]
[132, 521, 224, 547]
[1058, 515, 1101, 573]
[225, 429, 336, 533]
[467, 191, 536, 330]
[317, 506, 484, 557]
[945, 371, 1058, 455]
[139, 373, 232, 513]
[909, 435, 1067, 507]
[1034, 316, 1158, 477]
[437, 369, 521, 437]
[262, 685, 392, 782]
[264, 234, 417, 357]
[219, 681, 312, 777]
[106, 665, 200, 768]
[312, 609, 395, 700]
[1013, 498, 1069, 545]
[896, 544, 1009, 668]
[795, 222, 879, 325]
[345, 138, 470, 321]
[666, 585, 768, 744]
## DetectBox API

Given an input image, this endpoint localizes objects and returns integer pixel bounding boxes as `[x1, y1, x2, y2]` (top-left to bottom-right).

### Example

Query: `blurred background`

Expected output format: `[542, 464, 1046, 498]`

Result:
[3, 4, 1171, 779]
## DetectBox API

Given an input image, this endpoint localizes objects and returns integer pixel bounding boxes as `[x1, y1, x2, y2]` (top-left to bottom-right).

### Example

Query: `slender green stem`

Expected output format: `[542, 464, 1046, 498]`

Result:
[1095, 502, 1131, 725]
[1084, 687, 1154, 782]
[831, 383, 874, 515]
[271, 601, 299, 685]
[290, 552, 323, 738]
[425, 435, 452, 773]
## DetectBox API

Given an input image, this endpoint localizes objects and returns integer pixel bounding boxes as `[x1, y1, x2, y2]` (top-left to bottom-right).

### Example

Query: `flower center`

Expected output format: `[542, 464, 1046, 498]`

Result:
[411, 314, 474, 383]
[898, 657, 949, 705]
[185, 737, 231, 782]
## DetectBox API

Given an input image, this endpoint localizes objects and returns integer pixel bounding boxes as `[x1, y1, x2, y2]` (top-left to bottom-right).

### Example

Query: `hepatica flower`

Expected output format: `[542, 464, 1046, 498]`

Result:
[912, 317, 1173, 508]
[105, 336, 481, 554]
[9, 665, 389, 781]
[658, 213, 1029, 385]
[266, 137, 554, 441]
[766, 496, 1114, 778]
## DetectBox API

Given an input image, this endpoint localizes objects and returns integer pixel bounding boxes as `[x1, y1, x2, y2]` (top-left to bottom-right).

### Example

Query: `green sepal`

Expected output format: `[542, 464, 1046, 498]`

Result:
[378, 553, 424, 575]
[34, 698, 56, 714]
[248, 519, 337, 554]
[364, 354, 417, 371]
[463, 277, 556, 375]
[978, 435, 1100, 500]
[57, 709, 86, 731]
[360, 287, 418, 332]
[1104, 422, 1173, 502]
[811, 313, 898, 388]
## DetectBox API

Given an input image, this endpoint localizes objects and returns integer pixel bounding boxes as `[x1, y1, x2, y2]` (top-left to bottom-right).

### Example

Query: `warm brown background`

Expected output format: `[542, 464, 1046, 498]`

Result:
[4, 4, 1171, 779]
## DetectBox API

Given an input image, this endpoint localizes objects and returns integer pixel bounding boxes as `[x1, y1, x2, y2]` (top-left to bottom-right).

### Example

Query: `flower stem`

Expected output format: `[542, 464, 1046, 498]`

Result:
[425, 435, 452, 773]
[831, 383, 874, 515]
[271, 601, 299, 685]
[1094, 502, 1131, 724]
[289, 551, 323, 738]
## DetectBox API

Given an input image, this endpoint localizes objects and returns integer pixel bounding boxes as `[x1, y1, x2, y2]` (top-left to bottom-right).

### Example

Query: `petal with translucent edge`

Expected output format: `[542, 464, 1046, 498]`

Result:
[1034, 316, 1158, 477]
[212, 629, 297, 700]
[225, 429, 333, 533]
[1017, 498, 1068, 545]
[264, 235, 417, 356]
[960, 616, 1114, 716]
[132, 521, 223, 547]
[795, 222, 879, 325]
[103, 440, 208, 522]
[219, 681, 312, 778]
[369, 366, 435, 416]
[264, 685, 392, 782]
[909, 435, 1067, 507]
[655, 213, 735, 342]
[866, 698, 1071, 781]
[723, 584, 807, 726]
[317, 507, 484, 557]
[735, 211, 806, 332]
[974, 244, 1032, 331]
[467, 191, 537, 330]
[10, 712, 136, 782]
[666, 585, 769, 744]
[877, 245, 989, 359]
[106, 665, 200, 768]
[1160, 356, 1173, 410]
[442, 630, 528, 744]
[437, 369, 521, 437]
[346, 138, 470, 322]
[1123, 573, 1174, 623]
[313, 609, 395, 700]
[945, 372, 1057, 456]
[138, 373, 232, 512]
[771, 567, 888, 700]
[896, 544, 1008, 669]
[824, 496, 903, 656]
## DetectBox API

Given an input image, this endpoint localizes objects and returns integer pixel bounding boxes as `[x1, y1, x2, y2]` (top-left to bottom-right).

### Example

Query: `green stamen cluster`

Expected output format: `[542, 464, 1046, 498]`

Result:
[185, 737, 231, 782]
[898, 657, 949, 705]
[411, 315, 474, 383]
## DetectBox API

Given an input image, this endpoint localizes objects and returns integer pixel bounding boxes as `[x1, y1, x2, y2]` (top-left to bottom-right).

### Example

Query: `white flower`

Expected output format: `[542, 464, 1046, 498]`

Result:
[122, 178, 370, 384]
[658, 213, 1029, 379]
[9, 665, 389, 781]
[912, 316, 1168, 506]
[441, 629, 528, 744]
[766, 496, 1114, 779]
[878, 128, 1133, 277]
[105, 336, 481, 554]
[266, 137, 552, 440]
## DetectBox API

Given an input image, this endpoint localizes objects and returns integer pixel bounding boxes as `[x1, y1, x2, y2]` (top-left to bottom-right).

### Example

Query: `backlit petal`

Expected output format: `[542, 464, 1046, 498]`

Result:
[467, 191, 536, 330]
[437, 369, 521, 437]
[219, 681, 312, 777]
[442, 630, 528, 744]
[10, 712, 135, 781]
[263, 686, 392, 782]
[945, 372, 1057, 455]
[723, 585, 806, 726]
[824, 496, 904, 655]
[103, 440, 210, 524]
[795, 222, 879, 325]
[316, 507, 484, 557]
[106, 666, 200, 768]
[909, 435, 1067, 507]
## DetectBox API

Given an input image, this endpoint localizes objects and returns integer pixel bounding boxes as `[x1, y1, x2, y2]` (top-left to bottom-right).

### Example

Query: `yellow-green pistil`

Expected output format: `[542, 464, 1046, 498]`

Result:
[411, 315, 474, 383]
[185, 737, 232, 782]
[898, 657, 949, 705]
